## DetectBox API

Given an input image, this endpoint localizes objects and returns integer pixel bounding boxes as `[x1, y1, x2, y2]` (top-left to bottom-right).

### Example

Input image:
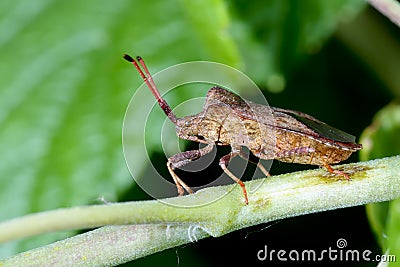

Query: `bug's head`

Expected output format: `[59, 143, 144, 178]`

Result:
[176, 113, 226, 144]
[173, 115, 206, 143]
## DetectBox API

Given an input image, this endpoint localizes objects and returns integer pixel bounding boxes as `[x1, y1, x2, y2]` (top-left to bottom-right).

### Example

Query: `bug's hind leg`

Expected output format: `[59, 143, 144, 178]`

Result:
[167, 143, 214, 196]
[323, 163, 351, 180]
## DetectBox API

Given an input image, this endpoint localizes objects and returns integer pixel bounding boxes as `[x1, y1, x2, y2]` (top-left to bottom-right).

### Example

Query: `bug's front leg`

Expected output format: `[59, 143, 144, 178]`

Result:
[219, 150, 249, 205]
[167, 143, 214, 196]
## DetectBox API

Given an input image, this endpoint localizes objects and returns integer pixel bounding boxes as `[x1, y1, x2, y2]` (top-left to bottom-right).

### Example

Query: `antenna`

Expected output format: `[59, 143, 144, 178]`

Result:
[123, 54, 177, 124]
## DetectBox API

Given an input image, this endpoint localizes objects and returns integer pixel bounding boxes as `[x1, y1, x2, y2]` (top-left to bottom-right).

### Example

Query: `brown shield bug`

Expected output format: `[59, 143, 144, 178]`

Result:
[123, 54, 362, 205]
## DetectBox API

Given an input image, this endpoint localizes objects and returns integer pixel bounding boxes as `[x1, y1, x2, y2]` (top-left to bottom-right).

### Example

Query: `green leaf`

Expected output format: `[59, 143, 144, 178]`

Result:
[360, 103, 400, 256]
[360, 103, 400, 161]
[179, 0, 241, 66]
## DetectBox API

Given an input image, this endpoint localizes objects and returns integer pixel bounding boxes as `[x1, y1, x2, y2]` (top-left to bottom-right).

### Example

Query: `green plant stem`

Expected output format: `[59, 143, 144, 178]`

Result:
[1, 156, 400, 266]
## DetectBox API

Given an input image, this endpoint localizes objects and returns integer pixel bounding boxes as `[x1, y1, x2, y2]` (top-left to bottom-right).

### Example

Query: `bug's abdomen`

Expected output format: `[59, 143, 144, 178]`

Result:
[273, 129, 354, 165]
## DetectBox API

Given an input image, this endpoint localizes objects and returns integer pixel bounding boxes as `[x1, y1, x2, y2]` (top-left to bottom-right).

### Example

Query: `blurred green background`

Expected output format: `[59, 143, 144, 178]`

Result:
[0, 0, 399, 266]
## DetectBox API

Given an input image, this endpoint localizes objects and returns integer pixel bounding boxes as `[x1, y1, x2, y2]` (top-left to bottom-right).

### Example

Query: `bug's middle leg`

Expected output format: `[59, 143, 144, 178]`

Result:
[219, 150, 249, 205]
[167, 143, 214, 196]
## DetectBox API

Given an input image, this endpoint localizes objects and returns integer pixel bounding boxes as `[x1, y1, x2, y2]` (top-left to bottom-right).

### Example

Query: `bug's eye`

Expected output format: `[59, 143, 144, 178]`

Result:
[195, 135, 205, 141]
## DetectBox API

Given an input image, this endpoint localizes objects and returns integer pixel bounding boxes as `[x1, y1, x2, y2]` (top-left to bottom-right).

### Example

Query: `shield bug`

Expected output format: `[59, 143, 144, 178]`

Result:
[123, 54, 362, 205]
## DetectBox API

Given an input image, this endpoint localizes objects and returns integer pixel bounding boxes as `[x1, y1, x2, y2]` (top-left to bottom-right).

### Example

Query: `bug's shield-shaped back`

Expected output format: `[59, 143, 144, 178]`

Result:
[203, 87, 276, 191]
[204, 87, 276, 151]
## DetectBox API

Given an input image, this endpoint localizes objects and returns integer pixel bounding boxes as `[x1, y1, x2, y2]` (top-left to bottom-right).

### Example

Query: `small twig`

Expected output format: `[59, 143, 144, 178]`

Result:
[1, 156, 400, 266]
[368, 0, 400, 28]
